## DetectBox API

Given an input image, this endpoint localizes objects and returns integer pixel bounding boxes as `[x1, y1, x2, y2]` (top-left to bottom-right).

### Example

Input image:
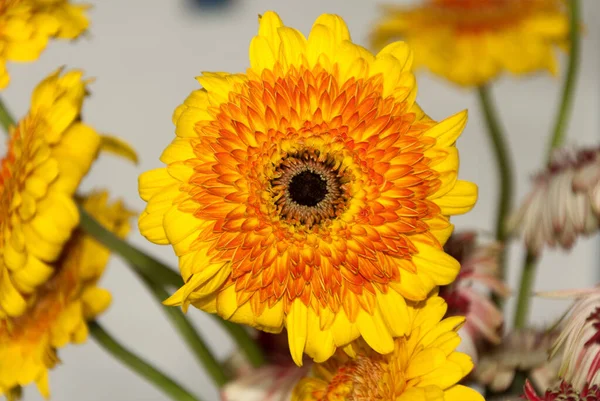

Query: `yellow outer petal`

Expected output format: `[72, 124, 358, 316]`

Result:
[0, 269, 27, 317]
[375, 289, 410, 337]
[258, 11, 284, 48]
[433, 180, 478, 215]
[278, 27, 307, 69]
[312, 14, 350, 44]
[412, 241, 460, 286]
[444, 385, 485, 401]
[287, 299, 308, 366]
[356, 308, 394, 355]
[425, 110, 468, 148]
[405, 347, 446, 379]
[138, 168, 177, 201]
[100, 135, 138, 164]
[304, 309, 336, 363]
[306, 24, 333, 67]
[250, 35, 277, 73]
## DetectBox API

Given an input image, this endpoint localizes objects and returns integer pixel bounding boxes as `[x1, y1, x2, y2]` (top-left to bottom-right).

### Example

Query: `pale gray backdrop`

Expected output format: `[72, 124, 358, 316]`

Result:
[2, 0, 599, 400]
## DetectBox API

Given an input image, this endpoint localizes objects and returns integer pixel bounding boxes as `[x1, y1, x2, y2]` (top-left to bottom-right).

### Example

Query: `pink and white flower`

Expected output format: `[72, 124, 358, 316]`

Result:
[546, 286, 600, 391]
[221, 331, 310, 401]
[508, 146, 600, 255]
[221, 364, 310, 401]
[441, 232, 509, 350]
[523, 379, 600, 401]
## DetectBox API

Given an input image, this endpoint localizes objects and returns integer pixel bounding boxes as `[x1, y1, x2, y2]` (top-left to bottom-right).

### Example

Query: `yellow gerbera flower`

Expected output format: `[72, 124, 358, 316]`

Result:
[0, 191, 133, 399]
[292, 295, 484, 401]
[139, 11, 477, 364]
[371, 0, 569, 86]
[0, 68, 101, 321]
[0, 0, 90, 89]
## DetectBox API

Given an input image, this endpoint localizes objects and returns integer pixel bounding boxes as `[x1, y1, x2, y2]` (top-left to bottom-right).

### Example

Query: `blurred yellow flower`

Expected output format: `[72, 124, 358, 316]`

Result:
[371, 0, 569, 86]
[0, 191, 133, 399]
[0, 69, 101, 322]
[292, 295, 484, 401]
[0, 0, 90, 89]
[139, 11, 477, 364]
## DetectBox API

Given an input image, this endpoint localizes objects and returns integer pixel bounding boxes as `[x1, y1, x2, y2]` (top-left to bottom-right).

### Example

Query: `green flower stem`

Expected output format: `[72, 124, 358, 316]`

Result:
[0, 97, 15, 134]
[513, 252, 537, 328]
[78, 206, 266, 369]
[79, 206, 182, 288]
[89, 321, 203, 401]
[218, 320, 266, 368]
[547, 0, 582, 156]
[476, 85, 514, 289]
[137, 273, 229, 387]
[513, 0, 582, 330]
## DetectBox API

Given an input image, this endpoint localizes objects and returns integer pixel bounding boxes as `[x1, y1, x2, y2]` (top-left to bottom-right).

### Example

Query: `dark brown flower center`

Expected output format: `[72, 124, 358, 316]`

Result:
[271, 152, 348, 227]
[288, 170, 328, 207]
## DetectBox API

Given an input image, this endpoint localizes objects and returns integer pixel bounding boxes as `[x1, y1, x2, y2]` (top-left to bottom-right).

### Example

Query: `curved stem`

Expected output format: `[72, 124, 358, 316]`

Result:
[476, 85, 514, 284]
[218, 320, 266, 368]
[79, 206, 266, 369]
[79, 206, 182, 288]
[89, 321, 203, 401]
[138, 274, 230, 387]
[546, 0, 582, 156]
[513, 0, 582, 330]
[0, 97, 15, 134]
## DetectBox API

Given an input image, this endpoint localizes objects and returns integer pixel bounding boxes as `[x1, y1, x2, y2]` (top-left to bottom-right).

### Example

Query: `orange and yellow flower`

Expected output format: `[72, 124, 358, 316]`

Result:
[0, 69, 101, 322]
[371, 0, 569, 86]
[139, 11, 477, 364]
[0, 0, 89, 89]
[0, 191, 133, 399]
[292, 295, 484, 401]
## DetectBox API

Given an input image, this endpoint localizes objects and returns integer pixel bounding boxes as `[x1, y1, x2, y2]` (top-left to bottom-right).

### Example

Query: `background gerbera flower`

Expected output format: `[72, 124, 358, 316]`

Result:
[370, 0, 569, 86]
[0, 0, 89, 89]
[139, 11, 477, 364]
[473, 328, 561, 393]
[32, 0, 90, 39]
[0, 68, 101, 321]
[222, 363, 310, 401]
[222, 331, 311, 401]
[0, 191, 133, 399]
[547, 286, 600, 391]
[441, 231, 508, 351]
[507, 147, 600, 255]
[291, 295, 484, 401]
[523, 379, 600, 401]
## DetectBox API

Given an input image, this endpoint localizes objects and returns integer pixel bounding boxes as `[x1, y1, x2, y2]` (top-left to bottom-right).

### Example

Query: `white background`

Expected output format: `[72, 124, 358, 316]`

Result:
[2, 0, 599, 400]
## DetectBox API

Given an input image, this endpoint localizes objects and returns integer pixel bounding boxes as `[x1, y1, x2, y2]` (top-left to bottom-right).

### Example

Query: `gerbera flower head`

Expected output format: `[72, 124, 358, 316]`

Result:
[441, 231, 508, 347]
[508, 147, 600, 255]
[523, 379, 600, 401]
[0, 191, 133, 399]
[0, 0, 89, 89]
[370, 0, 569, 86]
[139, 11, 477, 364]
[291, 295, 484, 401]
[547, 286, 600, 391]
[0, 68, 101, 321]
